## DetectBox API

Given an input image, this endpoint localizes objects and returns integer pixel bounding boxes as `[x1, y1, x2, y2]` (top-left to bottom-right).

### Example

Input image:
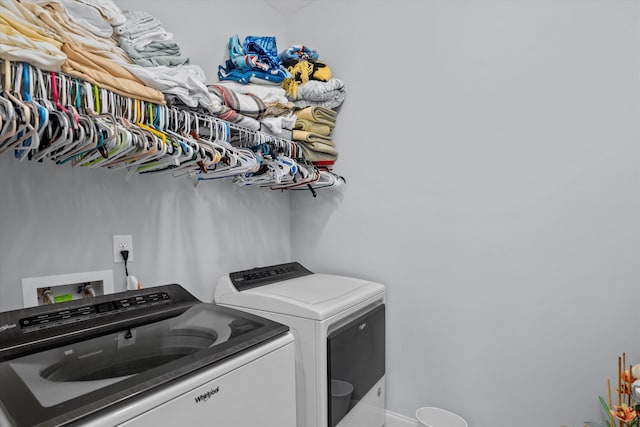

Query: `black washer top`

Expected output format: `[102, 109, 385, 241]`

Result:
[0, 284, 289, 427]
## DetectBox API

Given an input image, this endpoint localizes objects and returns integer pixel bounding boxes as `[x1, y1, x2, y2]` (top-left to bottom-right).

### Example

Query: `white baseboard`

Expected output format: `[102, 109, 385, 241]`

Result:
[385, 410, 418, 427]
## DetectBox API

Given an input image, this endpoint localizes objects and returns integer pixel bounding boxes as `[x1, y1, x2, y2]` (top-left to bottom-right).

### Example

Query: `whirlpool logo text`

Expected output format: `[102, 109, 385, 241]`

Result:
[0, 324, 16, 333]
[194, 386, 220, 404]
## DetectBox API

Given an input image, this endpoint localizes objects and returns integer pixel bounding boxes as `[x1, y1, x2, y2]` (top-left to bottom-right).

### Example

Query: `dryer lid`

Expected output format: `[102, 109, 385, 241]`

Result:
[216, 273, 385, 320]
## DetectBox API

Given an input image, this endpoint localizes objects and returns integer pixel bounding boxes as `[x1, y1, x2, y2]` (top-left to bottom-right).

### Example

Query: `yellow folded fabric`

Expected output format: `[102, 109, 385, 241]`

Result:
[61, 43, 165, 104]
[0, 4, 63, 47]
[292, 130, 334, 146]
[294, 118, 332, 136]
[300, 143, 338, 163]
[0, 23, 65, 70]
[294, 106, 336, 128]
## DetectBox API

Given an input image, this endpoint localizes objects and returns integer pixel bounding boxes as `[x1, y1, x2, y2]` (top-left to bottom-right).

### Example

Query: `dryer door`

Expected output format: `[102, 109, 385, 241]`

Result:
[327, 304, 385, 427]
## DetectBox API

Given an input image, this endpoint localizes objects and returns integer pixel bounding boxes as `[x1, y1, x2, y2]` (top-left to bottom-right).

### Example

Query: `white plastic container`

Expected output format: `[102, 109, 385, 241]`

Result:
[331, 379, 354, 426]
[415, 407, 468, 427]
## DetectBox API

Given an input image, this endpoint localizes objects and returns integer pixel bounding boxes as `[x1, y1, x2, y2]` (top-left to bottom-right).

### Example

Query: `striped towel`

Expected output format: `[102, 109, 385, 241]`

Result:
[208, 84, 266, 119]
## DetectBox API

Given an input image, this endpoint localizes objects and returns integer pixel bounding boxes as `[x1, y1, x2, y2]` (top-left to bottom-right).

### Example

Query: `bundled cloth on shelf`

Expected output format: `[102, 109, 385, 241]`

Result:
[260, 115, 296, 139]
[207, 83, 262, 130]
[218, 35, 290, 85]
[282, 60, 333, 100]
[55, 0, 114, 38]
[107, 6, 216, 111]
[294, 106, 336, 128]
[0, 0, 165, 103]
[213, 80, 294, 119]
[114, 10, 189, 67]
[212, 80, 290, 107]
[0, 3, 66, 70]
[208, 84, 266, 119]
[18, 1, 128, 61]
[72, 0, 127, 26]
[119, 61, 213, 111]
[292, 130, 333, 145]
[299, 143, 338, 165]
[279, 44, 346, 109]
[292, 106, 339, 166]
[119, 40, 188, 67]
[208, 82, 296, 137]
[288, 78, 346, 110]
[215, 109, 260, 131]
[61, 42, 165, 104]
[283, 59, 332, 82]
[293, 118, 331, 137]
[280, 44, 319, 62]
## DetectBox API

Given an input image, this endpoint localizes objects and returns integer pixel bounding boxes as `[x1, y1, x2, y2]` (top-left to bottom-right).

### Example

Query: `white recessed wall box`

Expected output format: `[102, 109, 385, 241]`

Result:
[21, 270, 114, 308]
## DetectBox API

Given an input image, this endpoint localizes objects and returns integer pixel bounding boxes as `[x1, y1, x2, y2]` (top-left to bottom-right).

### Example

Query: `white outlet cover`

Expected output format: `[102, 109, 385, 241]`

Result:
[113, 235, 133, 263]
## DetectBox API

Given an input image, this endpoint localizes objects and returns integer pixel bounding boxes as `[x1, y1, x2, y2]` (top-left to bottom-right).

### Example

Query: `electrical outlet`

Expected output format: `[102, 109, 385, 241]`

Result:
[113, 235, 133, 263]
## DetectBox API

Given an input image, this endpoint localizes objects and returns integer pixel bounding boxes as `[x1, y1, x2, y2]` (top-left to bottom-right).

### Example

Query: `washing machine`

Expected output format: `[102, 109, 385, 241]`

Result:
[215, 262, 386, 427]
[0, 284, 296, 427]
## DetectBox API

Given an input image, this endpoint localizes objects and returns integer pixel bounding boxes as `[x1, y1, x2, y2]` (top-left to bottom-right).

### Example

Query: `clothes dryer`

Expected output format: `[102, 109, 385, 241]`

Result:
[215, 262, 386, 427]
[0, 284, 296, 427]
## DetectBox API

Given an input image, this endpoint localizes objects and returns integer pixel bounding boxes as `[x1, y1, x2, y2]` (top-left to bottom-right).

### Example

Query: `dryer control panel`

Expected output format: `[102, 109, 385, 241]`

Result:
[230, 262, 313, 291]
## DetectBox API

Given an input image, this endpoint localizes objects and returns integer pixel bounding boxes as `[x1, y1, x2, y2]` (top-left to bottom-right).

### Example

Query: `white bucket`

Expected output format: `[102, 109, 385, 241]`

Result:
[331, 379, 354, 426]
[415, 407, 468, 427]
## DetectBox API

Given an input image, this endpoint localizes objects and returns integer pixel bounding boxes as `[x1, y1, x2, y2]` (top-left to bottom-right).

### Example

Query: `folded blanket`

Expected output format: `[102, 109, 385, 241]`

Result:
[214, 81, 288, 105]
[75, 0, 125, 26]
[299, 143, 338, 163]
[294, 118, 332, 137]
[123, 63, 213, 111]
[291, 78, 346, 109]
[61, 42, 165, 104]
[59, 0, 114, 38]
[293, 130, 334, 146]
[120, 40, 189, 67]
[294, 106, 336, 128]
[208, 84, 265, 119]
[216, 107, 260, 131]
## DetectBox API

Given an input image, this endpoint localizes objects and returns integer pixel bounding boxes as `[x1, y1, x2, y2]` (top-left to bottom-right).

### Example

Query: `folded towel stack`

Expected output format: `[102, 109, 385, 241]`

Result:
[115, 10, 189, 67]
[111, 8, 216, 112]
[293, 106, 338, 166]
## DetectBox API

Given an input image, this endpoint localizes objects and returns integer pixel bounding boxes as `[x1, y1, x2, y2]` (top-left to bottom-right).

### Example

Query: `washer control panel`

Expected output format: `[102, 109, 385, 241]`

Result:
[19, 291, 171, 332]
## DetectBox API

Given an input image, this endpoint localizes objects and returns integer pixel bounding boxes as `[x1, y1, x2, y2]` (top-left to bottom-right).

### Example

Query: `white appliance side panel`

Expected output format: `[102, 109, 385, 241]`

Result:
[118, 338, 296, 427]
[216, 305, 318, 427]
[337, 376, 386, 427]
[78, 334, 295, 427]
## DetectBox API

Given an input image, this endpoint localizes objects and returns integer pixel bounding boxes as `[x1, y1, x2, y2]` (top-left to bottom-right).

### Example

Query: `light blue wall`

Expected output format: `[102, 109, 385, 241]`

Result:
[2, 2, 639, 426]
[0, 1, 292, 310]
[289, 1, 640, 426]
